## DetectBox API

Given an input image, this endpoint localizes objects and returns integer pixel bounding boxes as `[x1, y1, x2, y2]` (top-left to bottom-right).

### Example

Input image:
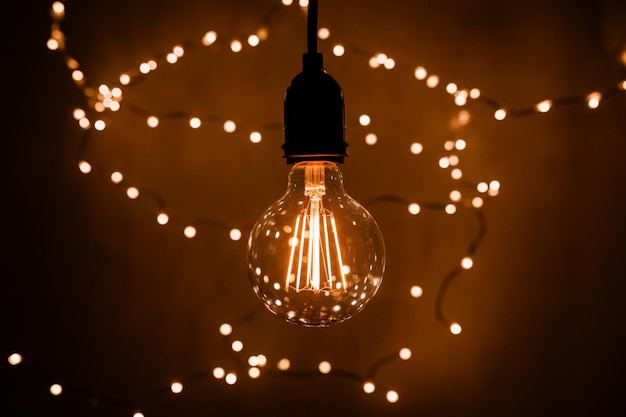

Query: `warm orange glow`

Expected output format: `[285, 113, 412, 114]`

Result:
[170, 381, 183, 393]
[184, 226, 197, 238]
[365, 133, 377, 145]
[536, 99, 552, 113]
[249, 131, 262, 143]
[248, 367, 261, 378]
[47, 38, 59, 50]
[410, 285, 423, 298]
[225, 373, 237, 385]
[386, 390, 399, 403]
[223, 120, 236, 133]
[248, 34, 260, 47]
[363, 381, 375, 393]
[50, 384, 62, 396]
[51, 1, 65, 16]
[461, 256, 473, 269]
[445, 204, 456, 214]
[277, 358, 291, 370]
[156, 213, 169, 225]
[444, 140, 455, 151]
[451, 168, 463, 179]
[359, 114, 371, 126]
[78, 160, 92, 174]
[408, 203, 420, 215]
[383, 58, 395, 69]
[110, 171, 123, 184]
[72, 108, 85, 120]
[219, 323, 232, 335]
[426, 75, 439, 88]
[133, 412, 144, 417]
[439, 157, 450, 169]
[446, 83, 458, 94]
[318, 361, 331, 374]
[78, 117, 90, 129]
[472, 196, 484, 208]
[477, 182, 489, 193]
[449, 190, 461, 201]
[586, 92, 601, 109]
[189, 117, 201, 128]
[166, 53, 178, 64]
[213, 367, 225, 379]
[139, 63, 150, 74]
[8, 353, 22, 365]
[332, 44, 345, 56]
[147, 116, 159, 127]
[450, 322, 462, 334]
[317, 27, 330, 39]
[231, 340, 243, 352]
[119, 73, 130, 85]
[126, 187, 139, 199]
[413, 66, 427, 81]
[94, 120, 106, 131]
[202, 31, 217, 46]
[229, 229, 242, 241]
[71, 70, 84, 81]
[494, 109, 507, 120]
[399, 348, 412, 360]
[230, 39, 243, 53]
[455, 138, 467, 150]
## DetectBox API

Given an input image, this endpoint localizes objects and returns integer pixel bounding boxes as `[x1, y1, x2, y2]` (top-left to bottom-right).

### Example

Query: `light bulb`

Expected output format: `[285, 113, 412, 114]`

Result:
[247, 161, 385, 327]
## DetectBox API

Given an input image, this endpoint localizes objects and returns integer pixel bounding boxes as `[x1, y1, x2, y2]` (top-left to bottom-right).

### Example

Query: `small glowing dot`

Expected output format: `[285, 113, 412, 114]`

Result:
[477, 182, 489, 193]
[98, 84, 109, 94]
[454, 92, 468, 106]
[450, 322, 462, 335]
[461, 256, 473, 269]
[488, 188, 500, 197]
[399, 348, 412, 360]
[489, 180, 501, 191]
[257, 27, 268, 40]
[586, 92, 601, 109]
[408, 203, 420, 215]
[455, 139, 467, 150]
[8, 353, 22, 365]
[189, 117, 201, 129]
[78, 160, 92, 174]
[139, 63, 150, 74]
[166, 53, 178, 64]
[71, 70, 84, 81]
[110, 172, 123, 184]
[359, 114, 371, 126]
[451, 168, 463, 179]
[248, 35, 260, 47]
[457, 110, 472, 125]
[109, 101, 120, 112]
[318, 27, 330, 39]
[223, 120, 236, 133]
[79, 117, 90, 129]
[93, 120, 106, 131]
[133, 412, 144, 417]
[203, 31, 217, 46]
[126, 187, 139, 199]
[375, 53, 387, 64]
[231, 340, 244, 352]
[47, 38, 59, 50]
[229, 229, 242, 241]
[365, 133, 378, 145]
[332, 44, 345, 56]
[448, 154, 459, 166]
[147, 116, 159, 128]
[184, 226, 196, 238]
[72, 108, 85, 120]
[318, 361, 331, 374]
[248, 367, 261, 378]
[148, 59, 158, 70]
[536, 99, 552, 113]
[469, 88, 481, 99]
[119, 74, 131, 85]
[414, 66, 427, 80]
[225, 373, 237, 385]
[299, 0, 309, 7]
[256, 354, 267, 366]
[219, 323, 233, 336]
[213, 367, 225, 379]
[449, 190, 461, 201]
[156, 213, 169, 225]
[444, 140, 455, 151]
[446, 83, 458, 94]
[52, 1, 65, 15]
[173, 45, 184, 57]
[494, 109, 507, 120]
[368, 56, 380, 68]
[384, 58, 395, 69]
[50, 384, 62, 396]
[439, 157, 450, 169]
[363, 381, 376, 394]
[248, 356, 259, 367]
[426, 75, 439, 88]
[282, 0, 293, 5]
[619, 80, 626, 90]
[249, 131, 262, 143]
[277, 358, 290, 370]
[386, 390, 399, 403]
[472, 196, 484, 208]
[409, 142, 423, 154]
[230, 39, 243, 52]
[445, 204, 457, 214]
[410, 285, 423, 298]
[94, 102, 106, 112]
[170, 381, 183, 394]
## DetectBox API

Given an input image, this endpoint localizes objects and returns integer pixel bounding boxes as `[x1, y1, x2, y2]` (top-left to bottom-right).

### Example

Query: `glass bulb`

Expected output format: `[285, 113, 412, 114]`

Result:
[247, 161, 385, 327]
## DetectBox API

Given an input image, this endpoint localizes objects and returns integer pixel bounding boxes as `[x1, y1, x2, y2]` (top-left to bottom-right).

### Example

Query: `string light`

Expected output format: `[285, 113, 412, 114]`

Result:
[14, 1, 622, 414]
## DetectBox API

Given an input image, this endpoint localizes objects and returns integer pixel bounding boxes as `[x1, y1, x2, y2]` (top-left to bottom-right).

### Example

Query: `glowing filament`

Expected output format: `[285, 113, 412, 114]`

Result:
[285, 164, 347, 293]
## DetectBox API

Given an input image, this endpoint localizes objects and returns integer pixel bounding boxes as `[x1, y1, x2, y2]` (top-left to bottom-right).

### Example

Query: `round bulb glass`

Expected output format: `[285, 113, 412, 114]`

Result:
[247, 161, 385, 327]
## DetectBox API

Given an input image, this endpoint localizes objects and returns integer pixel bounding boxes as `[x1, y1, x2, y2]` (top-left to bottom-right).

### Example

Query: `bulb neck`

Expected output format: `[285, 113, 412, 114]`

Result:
[287, 161, 345, 196]
[282, 53, 348, 165]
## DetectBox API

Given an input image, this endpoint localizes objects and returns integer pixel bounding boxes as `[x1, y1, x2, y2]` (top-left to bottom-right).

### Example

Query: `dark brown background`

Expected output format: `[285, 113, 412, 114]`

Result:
[3, 1, 626, 416]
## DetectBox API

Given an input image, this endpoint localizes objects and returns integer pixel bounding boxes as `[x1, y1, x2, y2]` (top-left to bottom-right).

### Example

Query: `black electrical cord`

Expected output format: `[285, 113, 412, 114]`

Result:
[307, 0, 318, 55]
